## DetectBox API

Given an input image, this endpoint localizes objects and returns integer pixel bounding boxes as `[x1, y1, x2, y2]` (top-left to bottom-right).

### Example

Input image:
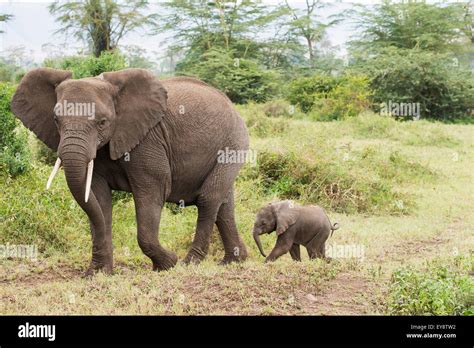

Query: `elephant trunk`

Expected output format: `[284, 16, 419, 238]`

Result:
[57, 130, 96, 205]
[253, 229, 267, 257]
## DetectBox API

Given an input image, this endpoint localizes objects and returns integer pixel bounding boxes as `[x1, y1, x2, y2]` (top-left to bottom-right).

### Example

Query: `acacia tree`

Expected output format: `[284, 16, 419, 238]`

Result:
[157, 0, 286, 62]
[282, 0, 342, 63]
[49, 0, 157, 57]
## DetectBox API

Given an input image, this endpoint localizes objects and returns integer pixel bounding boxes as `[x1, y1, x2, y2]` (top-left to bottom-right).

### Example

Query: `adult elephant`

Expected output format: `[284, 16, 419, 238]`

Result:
[12, 68, 249, 275]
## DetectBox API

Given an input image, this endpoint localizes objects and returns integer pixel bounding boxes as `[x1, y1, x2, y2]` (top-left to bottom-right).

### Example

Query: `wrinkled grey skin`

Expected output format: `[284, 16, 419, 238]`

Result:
[12, 68, 249, 275]
[252, 200, 339, 262]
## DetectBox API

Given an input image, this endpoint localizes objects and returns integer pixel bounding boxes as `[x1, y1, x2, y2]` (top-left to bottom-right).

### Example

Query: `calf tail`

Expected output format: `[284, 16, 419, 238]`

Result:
[329, 221, 340, 238]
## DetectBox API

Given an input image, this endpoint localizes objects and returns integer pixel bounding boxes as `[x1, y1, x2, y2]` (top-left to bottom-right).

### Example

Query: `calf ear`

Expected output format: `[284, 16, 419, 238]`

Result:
[271, 200, 299, 236]
[101, 69, 167, 160]
[11, 68, 72, 151]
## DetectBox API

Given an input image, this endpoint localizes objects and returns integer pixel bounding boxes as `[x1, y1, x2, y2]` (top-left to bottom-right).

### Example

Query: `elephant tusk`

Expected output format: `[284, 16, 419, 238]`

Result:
[46, 158, 62, 190]
[84, 160, 94, 203]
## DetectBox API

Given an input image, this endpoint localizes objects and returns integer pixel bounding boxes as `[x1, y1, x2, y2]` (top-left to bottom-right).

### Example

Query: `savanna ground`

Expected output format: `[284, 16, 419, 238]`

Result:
[1, 105, 473, 315]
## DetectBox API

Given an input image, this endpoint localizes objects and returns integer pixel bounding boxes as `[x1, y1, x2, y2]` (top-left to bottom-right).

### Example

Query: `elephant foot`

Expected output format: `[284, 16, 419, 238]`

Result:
[152, 251, 178, 271]
[83, 260, 113, 277]
[219, 245, 248, 265]
[183, 247, 207, 265]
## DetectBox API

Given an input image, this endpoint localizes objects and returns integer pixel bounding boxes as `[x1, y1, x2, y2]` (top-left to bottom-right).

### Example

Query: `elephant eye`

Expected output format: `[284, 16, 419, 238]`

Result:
[98, 119, 107, 127]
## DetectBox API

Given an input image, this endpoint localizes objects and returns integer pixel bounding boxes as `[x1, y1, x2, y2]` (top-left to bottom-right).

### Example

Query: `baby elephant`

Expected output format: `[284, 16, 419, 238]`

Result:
[252, 200, 339, 262]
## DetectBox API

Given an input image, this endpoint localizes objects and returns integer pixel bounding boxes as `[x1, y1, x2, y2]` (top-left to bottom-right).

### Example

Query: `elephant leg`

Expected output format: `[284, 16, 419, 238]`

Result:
[134, 198, 178, 271]
[306, 231, 329, 259]
[183, 201, 220, 264]
[265, 235, 293, 262]
[184, 161, 242, 264]
[289, 244, 301, 261]
[215, 189, 248, 264]
[85, 175, 113, 276]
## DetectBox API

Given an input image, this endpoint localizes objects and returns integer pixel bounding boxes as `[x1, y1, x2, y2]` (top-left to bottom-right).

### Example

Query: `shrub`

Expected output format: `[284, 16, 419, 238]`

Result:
[387, 256, 473, 315]
[44, 50, 127, 78]
[177, 48, 280, 104]
[0, 166, 88, 255]
[287, 74, 340, 113]
[310, 75, 372, 121]
[0, 82, 31, 177]
[251, 149, 421, 215]
[351, 48, 474, 121]
[287, 74, 372, 120]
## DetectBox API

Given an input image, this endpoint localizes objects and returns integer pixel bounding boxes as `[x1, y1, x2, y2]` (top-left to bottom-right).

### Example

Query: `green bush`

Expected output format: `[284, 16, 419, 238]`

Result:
[0, 165, 88, 255]
[287, 74, 340, 113]
[352, 48, 474, 121]
[287, 74, 372, 120]
[44, 50, 127, 78]
[0, 82, 31, 177]
[310, 75, 373, 121]
[250, 149, 421, 215]
[177, 48, 280, 104]
[387, 256, 473, 315]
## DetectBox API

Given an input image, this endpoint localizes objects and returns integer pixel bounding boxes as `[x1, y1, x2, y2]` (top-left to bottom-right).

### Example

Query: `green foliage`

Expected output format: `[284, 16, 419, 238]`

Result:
[250, 149, 420, 215]
[352, 48, 474, 121]
[0, 82, 31, 176]
[158, 0, 290, 70]
[287, 74, 372, 119]
[44, 50, 127, 78]
[310, 75, 372, 121]
[351, 1, 470, 55]
[35, 140, 58, 166]
[179, 48, 280, 103]
[387, 256, 474, 315]
[0, 165, 88, 255]
[287, 74, 339, 113]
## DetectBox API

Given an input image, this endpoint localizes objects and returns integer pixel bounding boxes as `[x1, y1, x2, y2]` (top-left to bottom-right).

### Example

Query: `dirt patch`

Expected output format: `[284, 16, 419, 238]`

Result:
[0, 260, 82, 286]
[376, 235, 448, 262]
[293, 272, 375, 315]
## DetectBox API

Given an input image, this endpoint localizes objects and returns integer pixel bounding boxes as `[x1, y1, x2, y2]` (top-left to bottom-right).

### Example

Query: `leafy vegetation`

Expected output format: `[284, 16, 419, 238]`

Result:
[387, 256, 474, 315]
[179, 47, 280, 103]
[44, 50, 127, 78]
[350, 48, 474, 121]
[0, 82, 31, 176]
[287, 74, 372, 120]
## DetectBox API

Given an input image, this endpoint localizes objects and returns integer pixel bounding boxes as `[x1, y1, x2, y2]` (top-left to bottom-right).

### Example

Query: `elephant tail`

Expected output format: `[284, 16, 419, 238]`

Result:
[330, 222, 340, 237]
[321, 207, 340, 238]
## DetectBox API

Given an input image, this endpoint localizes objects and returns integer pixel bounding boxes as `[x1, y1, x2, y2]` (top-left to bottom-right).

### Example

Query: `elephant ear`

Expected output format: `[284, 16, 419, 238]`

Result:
[101, 69, 168, 160]
[271, 200, 300, 236]
[11, 68, 72, 151]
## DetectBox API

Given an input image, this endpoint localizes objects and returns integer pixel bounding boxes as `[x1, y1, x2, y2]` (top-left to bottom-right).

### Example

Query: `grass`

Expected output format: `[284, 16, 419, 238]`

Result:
[1, 105, 474, 315]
